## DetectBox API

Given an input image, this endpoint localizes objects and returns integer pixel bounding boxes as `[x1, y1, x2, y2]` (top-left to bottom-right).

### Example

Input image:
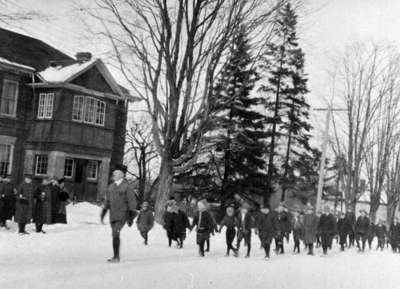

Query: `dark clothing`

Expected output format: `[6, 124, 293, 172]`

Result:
[220, 215, 239, 255]
[292, 216, 304, 253]
[345, 212, 356, 246]
[192, 210, 215, 256]
[174, 210, 190, 246]
[355, 216, 370, 251]
[389, 223, 400, 252]
[367, 223, 375, 248]
[163, 211, 176, 245]
[14, 182, 34, 224]
[256, 212, 278, 245]
[33, 184, 51, 225]
[0, 182, 15, 223]
[55, 188, 69, 224]
[337, 218, 348, 249]
[236, 212, 253, 257]
[136, 209, 154, 232]
[318, 213, 336, 253]
[303, 213, 319, 244]
[275, 211, 290, 253]
[376, 225, 387, 250]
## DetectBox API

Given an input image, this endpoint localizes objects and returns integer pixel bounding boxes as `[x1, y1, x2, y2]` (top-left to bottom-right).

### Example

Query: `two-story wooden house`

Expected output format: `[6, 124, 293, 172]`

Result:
[0, 28, 134, 201]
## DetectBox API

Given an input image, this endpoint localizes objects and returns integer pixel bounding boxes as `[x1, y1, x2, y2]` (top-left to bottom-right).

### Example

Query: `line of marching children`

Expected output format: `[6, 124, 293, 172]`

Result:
[135, 199, 400, 259]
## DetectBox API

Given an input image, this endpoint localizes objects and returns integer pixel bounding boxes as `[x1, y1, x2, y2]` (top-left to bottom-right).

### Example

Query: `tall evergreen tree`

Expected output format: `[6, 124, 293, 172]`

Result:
[209, 25, 267, 204]
[260, 2, 312, 203]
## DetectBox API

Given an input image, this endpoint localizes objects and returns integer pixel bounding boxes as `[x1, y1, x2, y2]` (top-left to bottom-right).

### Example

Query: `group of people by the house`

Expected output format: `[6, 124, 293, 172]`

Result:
[0, 174, 70, 234]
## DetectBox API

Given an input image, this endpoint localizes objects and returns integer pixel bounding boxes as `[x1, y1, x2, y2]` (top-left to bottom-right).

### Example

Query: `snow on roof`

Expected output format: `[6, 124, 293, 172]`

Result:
[0, 56, 35, 71]
[38, 59, 97, 83]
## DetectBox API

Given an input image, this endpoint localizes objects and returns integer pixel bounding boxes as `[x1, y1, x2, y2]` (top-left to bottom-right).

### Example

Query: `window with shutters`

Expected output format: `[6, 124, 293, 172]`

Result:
[0, 80, 18, 116]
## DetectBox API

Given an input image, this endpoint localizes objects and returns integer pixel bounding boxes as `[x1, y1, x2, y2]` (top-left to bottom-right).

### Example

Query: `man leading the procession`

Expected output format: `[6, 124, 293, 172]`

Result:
[101, 165, 137, 263]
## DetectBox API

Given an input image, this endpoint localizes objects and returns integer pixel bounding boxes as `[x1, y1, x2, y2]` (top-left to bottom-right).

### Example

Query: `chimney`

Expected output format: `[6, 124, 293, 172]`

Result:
[75, 52, 92, 63]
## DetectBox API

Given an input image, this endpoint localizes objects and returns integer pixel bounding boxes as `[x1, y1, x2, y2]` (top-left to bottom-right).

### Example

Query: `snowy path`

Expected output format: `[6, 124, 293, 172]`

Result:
[1, 203, 399, 289]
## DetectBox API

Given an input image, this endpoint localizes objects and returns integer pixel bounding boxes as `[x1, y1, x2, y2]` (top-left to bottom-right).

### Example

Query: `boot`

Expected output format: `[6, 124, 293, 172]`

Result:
[108, 236, 120, 263]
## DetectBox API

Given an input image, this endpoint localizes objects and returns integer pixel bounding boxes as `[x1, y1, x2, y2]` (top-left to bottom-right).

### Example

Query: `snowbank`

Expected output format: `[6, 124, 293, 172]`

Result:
[1, 203, 399, 289]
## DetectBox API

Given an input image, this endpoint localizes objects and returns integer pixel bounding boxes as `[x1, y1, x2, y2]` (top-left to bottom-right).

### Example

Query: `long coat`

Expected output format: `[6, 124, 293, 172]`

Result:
[192, 210, 214, 244]
[14, 182, 34, 224]
[0, 182, 15, 220]
[303, 213, 319, 244]
[389, 223, 400, 244]
[33, 184, 52, 224]
[376, 225, 387, 241]
[355, 216, 370, 234]
[291, 215, 304, 240]
[173, 210, 190, 238]
[256, 212, 278, 244]
[337, 217, 353, 236]
[318, 213, 336, 235]
[277, 211, 291, 233]
[237, 212, 253, 234]
[103, 179, 137, 223]
[163, 211, 176, 240]
[136, 209, 154, 232]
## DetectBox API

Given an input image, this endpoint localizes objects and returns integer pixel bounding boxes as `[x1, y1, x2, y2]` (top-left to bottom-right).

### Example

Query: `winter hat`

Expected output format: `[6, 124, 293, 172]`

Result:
[226, 206, 235, 215]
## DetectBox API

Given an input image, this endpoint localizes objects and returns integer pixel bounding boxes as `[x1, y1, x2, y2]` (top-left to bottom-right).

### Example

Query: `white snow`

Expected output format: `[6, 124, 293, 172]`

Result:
[1, 202, 399, 289]
[38, 60, 97, 83]
[0, 57, 35, 71]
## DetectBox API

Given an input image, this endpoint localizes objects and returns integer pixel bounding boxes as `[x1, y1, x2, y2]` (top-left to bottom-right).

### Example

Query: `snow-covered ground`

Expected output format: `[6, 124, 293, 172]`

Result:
[1, 203, 399, 289]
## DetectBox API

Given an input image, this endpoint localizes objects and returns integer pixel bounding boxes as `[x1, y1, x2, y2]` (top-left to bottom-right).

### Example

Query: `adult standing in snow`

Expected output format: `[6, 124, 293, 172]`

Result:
[345, 207, 356, 247]
[191, 200, 215, 257]
[136, 201, 154, 245]
[14, 176, 34, 234]
[355, 210, 370, 252]
[274, 204, 288, 254]
[317, 206, 336, 255]
[389, 217, 400, 252]
[0, 176, 15, 229]
[255, 205, 278, 260]
[236, 203, 253, 258]
[219, 205, 239, 257]
[100, 166, 137, 263]
[303, 205, 319, 255]
[33, 178, 52, 233]
[163, 200, 177, 247]
[56, 178, 70, 224]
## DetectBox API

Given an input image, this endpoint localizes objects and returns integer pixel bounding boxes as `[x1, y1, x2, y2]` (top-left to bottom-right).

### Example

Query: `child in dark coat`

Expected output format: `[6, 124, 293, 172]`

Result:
[219, 205, 239, 257]
[136, 201, 154, 245]
[191, 200, 215, 257]
[367, 221, 375, 250]
[163, 201, 176, 247]
[389, 217, 400, 253]
[291, 210, 304, 254]
[355, 210, 370, 252]
[375, 220, 387, 251]
[256, 206, 278, 260]
[172, 205, 190, 248]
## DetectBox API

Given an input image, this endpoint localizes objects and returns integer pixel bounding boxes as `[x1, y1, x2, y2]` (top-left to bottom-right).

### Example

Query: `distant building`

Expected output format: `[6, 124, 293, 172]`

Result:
[0, 28, 136, 201]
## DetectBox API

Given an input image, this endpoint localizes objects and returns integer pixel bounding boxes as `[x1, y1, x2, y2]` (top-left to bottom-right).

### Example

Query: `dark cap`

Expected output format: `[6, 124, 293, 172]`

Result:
[113, 164, 127, 174]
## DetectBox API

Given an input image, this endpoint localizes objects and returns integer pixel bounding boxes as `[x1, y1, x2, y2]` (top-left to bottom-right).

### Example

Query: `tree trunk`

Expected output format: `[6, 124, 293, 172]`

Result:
[387, 200, 398, 225]
[369, 194, 380, 224]
[154, 157, 173, 224]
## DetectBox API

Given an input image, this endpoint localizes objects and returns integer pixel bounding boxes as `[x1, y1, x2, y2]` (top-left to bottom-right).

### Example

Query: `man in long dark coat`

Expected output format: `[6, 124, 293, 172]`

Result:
[15, 176, 34, 234]
[337, 212, 352, 251]
[191, 200, 215, 257]
[101, 166, 137, 263]
[389, 217, 400, 252]
[303, 205, 319, 255]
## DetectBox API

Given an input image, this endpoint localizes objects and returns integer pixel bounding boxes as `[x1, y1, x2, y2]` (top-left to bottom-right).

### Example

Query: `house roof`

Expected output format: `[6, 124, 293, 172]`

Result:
[0, 27, 75, 71]
[0, 56, 35, 72]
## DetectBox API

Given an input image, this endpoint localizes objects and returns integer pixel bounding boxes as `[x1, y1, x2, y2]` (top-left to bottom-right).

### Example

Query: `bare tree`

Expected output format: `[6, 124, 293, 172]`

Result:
[125, 117, 158, 203]
[87, 0, 286, 220]
[331, 43, 397, 210]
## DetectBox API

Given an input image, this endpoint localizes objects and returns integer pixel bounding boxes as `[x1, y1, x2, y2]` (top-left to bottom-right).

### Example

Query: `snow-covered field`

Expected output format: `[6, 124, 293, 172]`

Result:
[1, 203, 399, 289]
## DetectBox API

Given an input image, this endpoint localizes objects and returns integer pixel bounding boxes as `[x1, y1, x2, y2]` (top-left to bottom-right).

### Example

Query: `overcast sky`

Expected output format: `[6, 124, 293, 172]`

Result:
[2, 0, 400, 137]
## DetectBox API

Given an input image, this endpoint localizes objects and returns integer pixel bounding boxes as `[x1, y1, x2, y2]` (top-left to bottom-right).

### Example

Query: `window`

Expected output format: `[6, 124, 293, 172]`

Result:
[72, 95, 85, 121]
[64, 158, 74, 178]
[0, 80, 18, 116]
[87, 160, 98, 180]
[35, 155, 48, 175]
[73, 95, 105, 126]
[0, 144, 13, 176]
[38, 93, 54, 119]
